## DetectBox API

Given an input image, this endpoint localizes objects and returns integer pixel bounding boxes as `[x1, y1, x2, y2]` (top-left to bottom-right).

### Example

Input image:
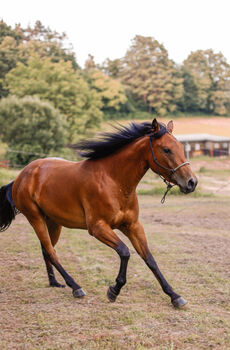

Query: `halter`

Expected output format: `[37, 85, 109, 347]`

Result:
[149, 126, 190, 203]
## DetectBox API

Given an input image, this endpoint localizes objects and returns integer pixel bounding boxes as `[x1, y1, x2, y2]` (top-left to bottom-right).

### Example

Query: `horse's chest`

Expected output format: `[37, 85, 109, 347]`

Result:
[111, 206, 137, 228]
[110, 191, 138, 227]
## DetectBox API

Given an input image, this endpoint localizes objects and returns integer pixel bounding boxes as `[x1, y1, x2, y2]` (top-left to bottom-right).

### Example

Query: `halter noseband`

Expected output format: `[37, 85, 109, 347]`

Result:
[149, 126, 190, 203]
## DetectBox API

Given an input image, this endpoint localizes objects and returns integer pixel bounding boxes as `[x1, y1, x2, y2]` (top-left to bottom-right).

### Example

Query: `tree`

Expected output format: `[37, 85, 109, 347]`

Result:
[0, 36, 19, 97]
[100, 58, 122, 78]
[84, 54, 96, 70]
[119, 35, 183, 116]
[86, 68, 127, 114]
[182, 49, 230, 114]
[0, 20, 24, 44]
[0, 20, 24, 97]
[0, 20, 78, 98]
[5, 55, 102, 141]
[0, 95, 66, 165]
[20, 21, 78, 70]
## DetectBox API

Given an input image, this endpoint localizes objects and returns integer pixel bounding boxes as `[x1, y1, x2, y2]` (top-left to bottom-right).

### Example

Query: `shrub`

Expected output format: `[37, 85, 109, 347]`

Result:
[0, 95, 67, 166]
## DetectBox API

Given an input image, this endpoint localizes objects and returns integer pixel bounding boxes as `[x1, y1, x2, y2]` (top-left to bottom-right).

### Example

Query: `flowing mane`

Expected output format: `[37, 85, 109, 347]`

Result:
[71, 122, 154, 159]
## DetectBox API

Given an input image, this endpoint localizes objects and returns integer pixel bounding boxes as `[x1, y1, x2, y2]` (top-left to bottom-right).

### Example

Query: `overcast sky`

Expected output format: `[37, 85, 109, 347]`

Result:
[1, 0, 230, 67]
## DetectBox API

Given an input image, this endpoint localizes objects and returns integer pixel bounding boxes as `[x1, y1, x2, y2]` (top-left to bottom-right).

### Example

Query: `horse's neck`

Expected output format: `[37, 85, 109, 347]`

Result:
[105, 137, 150, 193]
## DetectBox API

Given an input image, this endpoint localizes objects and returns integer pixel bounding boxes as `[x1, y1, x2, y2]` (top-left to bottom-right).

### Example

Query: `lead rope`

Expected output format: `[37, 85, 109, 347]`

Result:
[158, 170, 176, 204]
[161, 182, 174, 204]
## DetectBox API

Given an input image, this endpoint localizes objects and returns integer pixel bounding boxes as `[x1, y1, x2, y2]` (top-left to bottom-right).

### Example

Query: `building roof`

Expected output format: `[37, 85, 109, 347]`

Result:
[175, 133, 230, 142]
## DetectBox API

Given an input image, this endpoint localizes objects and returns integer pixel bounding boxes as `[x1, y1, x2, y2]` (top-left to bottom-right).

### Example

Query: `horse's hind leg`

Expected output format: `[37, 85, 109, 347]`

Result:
[88, 221, 130, 302]
[41, 218, 65, 288]
[22, 203, 85, 298]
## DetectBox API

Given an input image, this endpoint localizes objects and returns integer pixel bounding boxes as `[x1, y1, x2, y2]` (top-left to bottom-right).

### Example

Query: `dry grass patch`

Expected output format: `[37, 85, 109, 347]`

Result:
[0, 194, 230, 349]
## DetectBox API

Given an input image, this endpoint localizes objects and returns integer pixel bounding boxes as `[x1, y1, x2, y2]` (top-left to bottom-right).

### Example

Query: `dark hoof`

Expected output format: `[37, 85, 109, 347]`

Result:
[72, 288, 86, 298]
[50, 281, 66, 288]
[107, 286, 118, 302]
[172, 296, 187, 308]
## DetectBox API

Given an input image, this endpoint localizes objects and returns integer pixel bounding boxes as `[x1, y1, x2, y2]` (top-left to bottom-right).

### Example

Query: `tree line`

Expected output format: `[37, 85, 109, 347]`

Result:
[0, 20, 230, 165]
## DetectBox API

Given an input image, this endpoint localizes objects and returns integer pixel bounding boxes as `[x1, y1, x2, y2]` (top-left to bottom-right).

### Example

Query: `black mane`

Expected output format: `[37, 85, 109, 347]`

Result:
[71, 122, 154, 159]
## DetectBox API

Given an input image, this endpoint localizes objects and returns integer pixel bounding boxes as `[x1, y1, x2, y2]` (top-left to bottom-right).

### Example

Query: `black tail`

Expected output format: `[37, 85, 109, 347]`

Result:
[0, 181, 19, 232]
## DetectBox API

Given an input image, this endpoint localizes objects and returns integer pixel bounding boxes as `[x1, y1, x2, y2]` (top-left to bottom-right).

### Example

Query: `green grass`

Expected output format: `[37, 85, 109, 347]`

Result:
[137, 186, 214, 198]
[0, 167, 19, 186]
[137, 185, 214, 198]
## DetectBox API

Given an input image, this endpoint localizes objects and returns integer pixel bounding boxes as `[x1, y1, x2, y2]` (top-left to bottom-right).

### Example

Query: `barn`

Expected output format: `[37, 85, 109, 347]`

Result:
[176, 134, 230, 158]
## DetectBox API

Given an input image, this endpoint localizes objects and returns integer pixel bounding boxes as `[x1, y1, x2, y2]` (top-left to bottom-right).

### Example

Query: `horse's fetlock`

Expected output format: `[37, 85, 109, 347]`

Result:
[116, 276, 126, 287]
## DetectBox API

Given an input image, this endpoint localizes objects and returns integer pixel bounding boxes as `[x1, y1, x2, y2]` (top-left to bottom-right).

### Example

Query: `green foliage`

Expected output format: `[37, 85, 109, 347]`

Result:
[0, 20, 78, 99]
[119, 35, 183, 116]
[86, 68, 127, 113]
[0, 21, 24, 98]
[0, 167, 19, 186]
[5, 56, 103, 142]
[20, 21, 78, 70]
[0, 95, 67, 165]
[100, 58, 122, 78]
[0, 20, 24, 45]
[0, 36, 20, 97]
[182, 50, 230, 115]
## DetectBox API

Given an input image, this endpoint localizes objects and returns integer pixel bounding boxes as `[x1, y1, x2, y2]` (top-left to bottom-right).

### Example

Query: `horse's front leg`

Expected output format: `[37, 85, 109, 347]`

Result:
[121, 221, 186, 308]
[88, 221, 130, 302]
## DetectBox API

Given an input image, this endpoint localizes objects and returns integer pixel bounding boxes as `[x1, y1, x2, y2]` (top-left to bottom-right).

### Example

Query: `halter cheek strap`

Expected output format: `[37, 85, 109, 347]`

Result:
[149, 127, 190, 203]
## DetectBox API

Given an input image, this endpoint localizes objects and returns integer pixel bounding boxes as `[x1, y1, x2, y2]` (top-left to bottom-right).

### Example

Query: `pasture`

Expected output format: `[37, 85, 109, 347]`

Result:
[0, 159, 230, 350]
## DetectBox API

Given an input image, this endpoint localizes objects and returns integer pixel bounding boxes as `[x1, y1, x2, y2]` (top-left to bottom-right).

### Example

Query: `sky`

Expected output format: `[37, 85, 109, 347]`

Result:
[1, 0, 230, 68]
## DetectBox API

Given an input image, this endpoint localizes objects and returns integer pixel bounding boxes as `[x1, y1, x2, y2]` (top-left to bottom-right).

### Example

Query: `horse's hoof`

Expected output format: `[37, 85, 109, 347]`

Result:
[107, 286, 117, 302]
[73, 288, 86, 298]
[172, 296, 187, 308]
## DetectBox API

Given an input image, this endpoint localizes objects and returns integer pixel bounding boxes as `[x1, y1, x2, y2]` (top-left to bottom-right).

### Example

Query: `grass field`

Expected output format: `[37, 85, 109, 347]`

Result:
[0, 160, 230, 349]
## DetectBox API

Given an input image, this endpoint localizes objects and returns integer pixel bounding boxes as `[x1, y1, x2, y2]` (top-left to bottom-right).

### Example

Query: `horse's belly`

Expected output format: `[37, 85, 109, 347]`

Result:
[48, 213, 87, 229]
[38, 195, 87, 229]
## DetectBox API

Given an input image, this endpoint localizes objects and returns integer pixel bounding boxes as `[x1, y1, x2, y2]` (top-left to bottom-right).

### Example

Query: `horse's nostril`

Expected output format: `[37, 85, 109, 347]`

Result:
[188, 178, 195, 191]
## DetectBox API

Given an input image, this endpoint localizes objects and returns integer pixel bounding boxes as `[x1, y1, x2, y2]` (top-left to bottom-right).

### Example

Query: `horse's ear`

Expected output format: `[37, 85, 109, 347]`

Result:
[152, 118, 160, 133]
[167, 120, 174, 133]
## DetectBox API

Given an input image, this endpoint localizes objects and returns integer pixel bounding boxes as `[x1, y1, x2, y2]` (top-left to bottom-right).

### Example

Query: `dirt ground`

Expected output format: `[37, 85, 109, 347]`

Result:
[0, 192, 230, 349]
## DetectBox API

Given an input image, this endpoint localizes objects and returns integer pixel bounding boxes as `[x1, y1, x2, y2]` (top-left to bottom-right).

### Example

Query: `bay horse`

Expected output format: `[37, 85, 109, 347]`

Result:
[0, 119, 197, 308]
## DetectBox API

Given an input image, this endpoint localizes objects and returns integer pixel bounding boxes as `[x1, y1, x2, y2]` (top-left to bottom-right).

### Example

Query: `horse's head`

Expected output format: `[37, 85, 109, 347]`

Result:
[148, 119, 197, 194]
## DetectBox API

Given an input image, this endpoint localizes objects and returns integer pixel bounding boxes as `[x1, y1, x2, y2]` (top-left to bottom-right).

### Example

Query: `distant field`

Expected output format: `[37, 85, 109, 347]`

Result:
[102, 116, 230, 137]
[164, 117, 230, 136]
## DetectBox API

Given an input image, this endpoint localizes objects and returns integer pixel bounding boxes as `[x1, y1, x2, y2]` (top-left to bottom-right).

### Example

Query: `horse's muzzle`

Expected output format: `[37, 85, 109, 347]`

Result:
[179, 177, 198, 194]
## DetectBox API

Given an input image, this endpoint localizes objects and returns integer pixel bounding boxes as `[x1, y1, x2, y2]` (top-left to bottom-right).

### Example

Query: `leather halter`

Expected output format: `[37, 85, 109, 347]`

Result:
[148, 126, 190, 203]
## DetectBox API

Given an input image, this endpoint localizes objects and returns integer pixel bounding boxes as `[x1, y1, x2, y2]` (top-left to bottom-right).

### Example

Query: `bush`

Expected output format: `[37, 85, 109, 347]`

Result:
[0, 95, 67, 166]
[5, 56, 103, 142]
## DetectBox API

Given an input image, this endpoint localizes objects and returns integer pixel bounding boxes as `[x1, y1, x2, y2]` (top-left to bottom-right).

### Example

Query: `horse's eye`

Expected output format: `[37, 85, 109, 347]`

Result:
[163, 148, 171, 154]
